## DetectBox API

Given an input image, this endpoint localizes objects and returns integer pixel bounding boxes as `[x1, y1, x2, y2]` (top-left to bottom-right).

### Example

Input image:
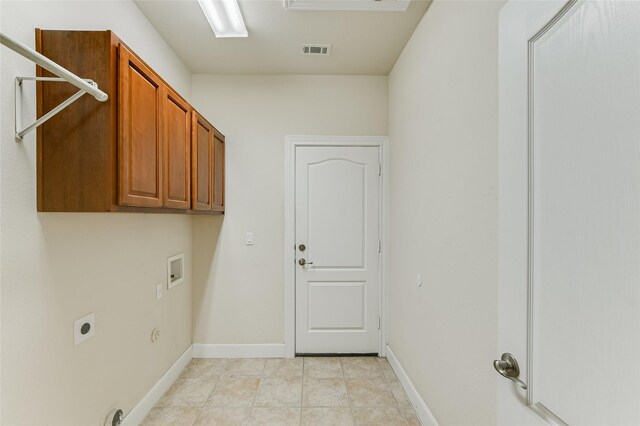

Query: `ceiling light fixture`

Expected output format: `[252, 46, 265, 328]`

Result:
[197, 0, 248, 38]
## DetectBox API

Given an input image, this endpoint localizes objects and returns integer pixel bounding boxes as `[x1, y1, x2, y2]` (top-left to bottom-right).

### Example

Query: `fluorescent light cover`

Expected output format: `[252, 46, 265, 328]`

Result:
[197, 0, 248, 38]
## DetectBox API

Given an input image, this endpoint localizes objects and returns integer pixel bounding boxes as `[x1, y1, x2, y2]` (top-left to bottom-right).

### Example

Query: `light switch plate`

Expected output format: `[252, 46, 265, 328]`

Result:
[74, 312, 95, 346]
[245, 232, 254, 245]
[156, 283, 163, 300]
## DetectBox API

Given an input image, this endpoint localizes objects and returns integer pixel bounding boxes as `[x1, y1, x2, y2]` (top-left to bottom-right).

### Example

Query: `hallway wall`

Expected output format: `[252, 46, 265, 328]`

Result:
[388, 1, 504, 424]
[0, 2, 193, 424]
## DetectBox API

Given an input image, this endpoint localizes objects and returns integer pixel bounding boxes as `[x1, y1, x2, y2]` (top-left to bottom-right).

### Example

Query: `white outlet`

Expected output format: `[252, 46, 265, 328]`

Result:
[74, 312, 95, 346]
[156, 283, 163, 300]
[245, 232, 254, 245]
[416, 273, 423, 288]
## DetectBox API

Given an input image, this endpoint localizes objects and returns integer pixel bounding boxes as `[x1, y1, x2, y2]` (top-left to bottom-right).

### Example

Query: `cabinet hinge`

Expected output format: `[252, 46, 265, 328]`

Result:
[378, 163, 382, 176]
[378, 316, 381, 330]
[378, 240, 382, 253]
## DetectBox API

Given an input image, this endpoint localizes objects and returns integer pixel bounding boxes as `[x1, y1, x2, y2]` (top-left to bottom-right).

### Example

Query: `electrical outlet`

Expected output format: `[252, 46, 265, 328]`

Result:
[74, 313, 95, 346]
[156, 283, 163, 300]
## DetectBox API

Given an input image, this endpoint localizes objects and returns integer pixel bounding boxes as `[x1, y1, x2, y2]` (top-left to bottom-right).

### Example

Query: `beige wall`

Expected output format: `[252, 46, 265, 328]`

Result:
[0, 0, 505, 423]
[0, 1, 193, 425]
[190, 75, 388, 344]
[388, 1, 503, 424]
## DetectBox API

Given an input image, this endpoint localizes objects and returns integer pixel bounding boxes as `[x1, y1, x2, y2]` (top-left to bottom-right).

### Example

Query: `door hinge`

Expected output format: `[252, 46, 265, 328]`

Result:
[378, 240, 382, 253]
[378, 163, 382, 176]
[378, 316, 381, 330]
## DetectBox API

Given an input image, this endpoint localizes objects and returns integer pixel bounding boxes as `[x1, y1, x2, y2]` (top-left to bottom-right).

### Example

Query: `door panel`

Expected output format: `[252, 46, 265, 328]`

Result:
[191, 112, 213, 211]
[213, 132, 225, 211]
[196, 125, 210, 204]
[163, 88, 190, 209]
[308, 282, 365, 330]
[308, 160, 365, 268]
[118, 44, 162, 207]
[295, 146, 380, 354]
[532, 1, 640, 423]
[499, 1, 640, 424]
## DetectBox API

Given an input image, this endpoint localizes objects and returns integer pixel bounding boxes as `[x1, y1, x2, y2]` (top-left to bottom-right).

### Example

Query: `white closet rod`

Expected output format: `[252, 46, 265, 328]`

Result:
[0, 32, 108, 101]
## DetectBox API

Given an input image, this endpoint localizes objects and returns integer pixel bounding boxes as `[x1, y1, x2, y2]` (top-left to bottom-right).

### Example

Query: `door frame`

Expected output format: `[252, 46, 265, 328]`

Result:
[284, 135, 389, 358]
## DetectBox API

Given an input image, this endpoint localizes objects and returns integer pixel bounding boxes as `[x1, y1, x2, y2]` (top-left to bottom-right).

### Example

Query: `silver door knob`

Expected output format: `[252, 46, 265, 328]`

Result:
[493, 353, 527, 390]
[298, 258, 313, 266]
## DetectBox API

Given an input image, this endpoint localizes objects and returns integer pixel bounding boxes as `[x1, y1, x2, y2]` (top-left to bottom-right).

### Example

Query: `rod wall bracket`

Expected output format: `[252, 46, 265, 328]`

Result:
[14, 76, 103, 141]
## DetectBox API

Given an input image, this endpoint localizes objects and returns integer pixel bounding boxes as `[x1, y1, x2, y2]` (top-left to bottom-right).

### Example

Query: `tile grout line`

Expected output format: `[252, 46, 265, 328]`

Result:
[250, 359, 266, 410]
[197, 361, 226, 426]
[381, 358, 405, 425]
[341, 357, 356, 426]
[382, 358, 412, 425]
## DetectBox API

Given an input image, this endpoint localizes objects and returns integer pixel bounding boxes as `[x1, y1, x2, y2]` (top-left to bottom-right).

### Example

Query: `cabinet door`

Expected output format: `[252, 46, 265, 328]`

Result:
[163, 87, 191, 209]
[191, 111, 214, 211]
[118, 44, 163, 207]
[212, 131, 225, 211]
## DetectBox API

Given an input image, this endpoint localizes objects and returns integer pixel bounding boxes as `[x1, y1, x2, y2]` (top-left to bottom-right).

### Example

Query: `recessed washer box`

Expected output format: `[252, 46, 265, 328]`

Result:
[168, 253, 185, 289]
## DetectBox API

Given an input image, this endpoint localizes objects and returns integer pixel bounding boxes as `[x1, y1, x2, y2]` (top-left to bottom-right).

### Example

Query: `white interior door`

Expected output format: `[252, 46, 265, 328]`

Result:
[499, 1, 640, 424]
[295, 146, 380, 354]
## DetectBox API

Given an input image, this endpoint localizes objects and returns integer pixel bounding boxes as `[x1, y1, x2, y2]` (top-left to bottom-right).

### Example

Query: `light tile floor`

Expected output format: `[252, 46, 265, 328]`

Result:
[142, 357, 421, 426]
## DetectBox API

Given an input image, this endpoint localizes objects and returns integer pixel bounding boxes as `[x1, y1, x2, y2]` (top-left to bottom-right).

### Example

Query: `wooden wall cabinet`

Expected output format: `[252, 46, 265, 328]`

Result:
[213, 129, 225, 211]
[118, 44, 163, 208]
[163, 87, 191, 210]
[35, 29, 223, 214]
[191, 112, 225, 213]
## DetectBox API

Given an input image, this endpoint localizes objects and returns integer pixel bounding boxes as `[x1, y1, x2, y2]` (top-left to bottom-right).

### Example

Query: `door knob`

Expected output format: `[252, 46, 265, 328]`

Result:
[298, 258, 313, 266]
[493, 353, 527, 390]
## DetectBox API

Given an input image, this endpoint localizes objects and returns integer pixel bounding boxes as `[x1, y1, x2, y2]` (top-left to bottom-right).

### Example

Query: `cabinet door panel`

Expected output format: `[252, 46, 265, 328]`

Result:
[212, 132, 225, 211]
[163, 88, 191, 209]
[192, 112, 213, 211]
[118, 44, 162, 207]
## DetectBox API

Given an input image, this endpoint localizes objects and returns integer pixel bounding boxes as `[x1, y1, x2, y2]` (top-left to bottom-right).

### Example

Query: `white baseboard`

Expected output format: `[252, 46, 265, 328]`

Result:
[386, 344, 439, 426]
[122, 345, 193, 426]
[193, 343, 286, 358]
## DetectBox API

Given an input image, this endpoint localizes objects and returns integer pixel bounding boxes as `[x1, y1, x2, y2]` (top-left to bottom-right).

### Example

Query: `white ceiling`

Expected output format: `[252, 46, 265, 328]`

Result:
[134, 0, 431, 75]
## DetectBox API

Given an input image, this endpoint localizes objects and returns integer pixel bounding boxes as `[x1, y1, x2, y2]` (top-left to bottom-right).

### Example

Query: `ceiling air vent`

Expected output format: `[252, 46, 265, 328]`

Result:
[301, 44, 331, 56]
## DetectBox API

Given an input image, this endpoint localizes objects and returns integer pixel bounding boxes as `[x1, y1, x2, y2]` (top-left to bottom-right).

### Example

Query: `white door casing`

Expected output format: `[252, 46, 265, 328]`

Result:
[284, 136, 388, 357]
[499, 1, 640, 424]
